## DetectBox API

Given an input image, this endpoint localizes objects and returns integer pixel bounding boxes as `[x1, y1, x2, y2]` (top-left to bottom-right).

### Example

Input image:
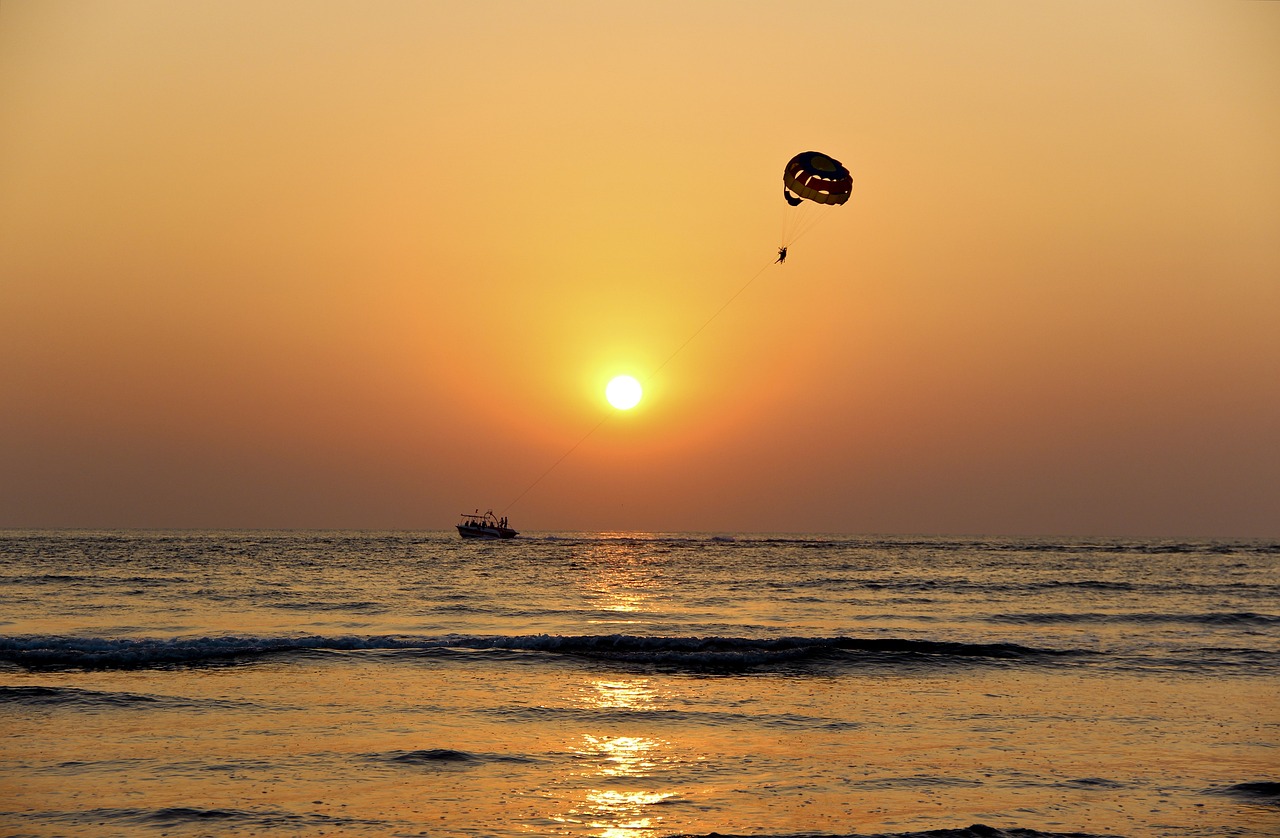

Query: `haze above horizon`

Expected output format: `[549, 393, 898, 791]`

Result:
[2, 1, 1277, 537]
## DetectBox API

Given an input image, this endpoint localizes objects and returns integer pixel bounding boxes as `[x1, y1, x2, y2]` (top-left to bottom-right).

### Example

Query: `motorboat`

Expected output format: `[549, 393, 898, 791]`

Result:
[456, 510, 518, 539]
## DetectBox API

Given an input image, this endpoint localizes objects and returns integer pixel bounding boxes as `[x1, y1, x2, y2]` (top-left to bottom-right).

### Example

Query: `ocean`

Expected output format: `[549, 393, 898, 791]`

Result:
[1, 531, 1276, 838]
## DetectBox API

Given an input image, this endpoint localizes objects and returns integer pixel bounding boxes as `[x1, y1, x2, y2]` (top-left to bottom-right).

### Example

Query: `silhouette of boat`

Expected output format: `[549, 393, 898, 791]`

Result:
[456, 510, 518, 539]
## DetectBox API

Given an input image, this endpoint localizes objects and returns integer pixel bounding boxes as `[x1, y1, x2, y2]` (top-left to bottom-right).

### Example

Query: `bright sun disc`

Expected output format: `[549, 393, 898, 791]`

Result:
[605, 375, 643, 410]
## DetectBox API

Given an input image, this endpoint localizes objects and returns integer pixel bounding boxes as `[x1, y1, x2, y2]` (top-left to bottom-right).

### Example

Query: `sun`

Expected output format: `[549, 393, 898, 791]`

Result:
[605, 375, 643, 410]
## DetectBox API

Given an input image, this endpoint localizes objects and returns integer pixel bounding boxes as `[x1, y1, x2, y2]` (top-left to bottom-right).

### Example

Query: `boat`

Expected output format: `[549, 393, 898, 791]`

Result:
[456, 510, 519, 539]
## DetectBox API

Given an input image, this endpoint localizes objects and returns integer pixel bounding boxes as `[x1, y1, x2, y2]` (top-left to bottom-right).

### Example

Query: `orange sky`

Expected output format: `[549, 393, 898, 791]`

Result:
[2, 1, 1277, 535]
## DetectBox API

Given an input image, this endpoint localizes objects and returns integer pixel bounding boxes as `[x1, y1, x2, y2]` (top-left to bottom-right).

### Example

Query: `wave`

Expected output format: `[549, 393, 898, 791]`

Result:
[843, 774, 985, 790]
[373, 748, 540, 767]
[1056, 777, 1126, 790]
[268, 599, 387, 613]
[0, 684, 241, 710]
[988, 611, 1280, 627]
[0, 632, 1084, 672]
[851, 577, 1279, 597]
[670, 826, 1117, 838]
[480, 702, 864, 732]
[1206, 781, 1280, 805]
[17, 805, 391, 831]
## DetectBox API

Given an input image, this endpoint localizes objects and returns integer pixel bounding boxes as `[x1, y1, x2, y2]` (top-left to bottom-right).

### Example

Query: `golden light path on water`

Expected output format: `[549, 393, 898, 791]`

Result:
[582, 536, 666, 620]
[565, 679, 681, 838]
[560, 550, 686, 837]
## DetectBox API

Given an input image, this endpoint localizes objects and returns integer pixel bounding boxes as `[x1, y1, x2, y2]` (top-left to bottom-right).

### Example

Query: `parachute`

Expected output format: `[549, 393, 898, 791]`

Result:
[783, 151, 852, 207]
[780, 150, 852, 250]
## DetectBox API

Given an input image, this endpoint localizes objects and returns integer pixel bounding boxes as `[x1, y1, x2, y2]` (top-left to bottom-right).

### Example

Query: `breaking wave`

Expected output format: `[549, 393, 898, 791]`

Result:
[0, 632, 1084, 672]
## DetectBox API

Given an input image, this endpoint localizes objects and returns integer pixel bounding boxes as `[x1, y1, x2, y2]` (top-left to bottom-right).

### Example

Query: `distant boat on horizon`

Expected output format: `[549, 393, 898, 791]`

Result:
[457, 510, 518, 539]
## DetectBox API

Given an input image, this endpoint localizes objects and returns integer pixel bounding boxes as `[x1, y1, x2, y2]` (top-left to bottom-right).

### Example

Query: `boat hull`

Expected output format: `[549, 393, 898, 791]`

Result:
[457, 524, 518, 539]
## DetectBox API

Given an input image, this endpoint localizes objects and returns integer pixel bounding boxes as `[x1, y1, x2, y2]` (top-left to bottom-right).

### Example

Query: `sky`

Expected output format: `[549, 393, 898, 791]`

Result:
[2, 1, 1277, 536]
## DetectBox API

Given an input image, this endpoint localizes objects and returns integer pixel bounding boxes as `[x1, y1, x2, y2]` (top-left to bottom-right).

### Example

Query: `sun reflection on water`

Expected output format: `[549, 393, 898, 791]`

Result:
[585, 678, 657, 711]
[571, 734, 676, 837]
[582, 541, 666, 619]
[582, 789, 676, 838]
[560, 678, 681, 837]
[586, 734, 662, 777]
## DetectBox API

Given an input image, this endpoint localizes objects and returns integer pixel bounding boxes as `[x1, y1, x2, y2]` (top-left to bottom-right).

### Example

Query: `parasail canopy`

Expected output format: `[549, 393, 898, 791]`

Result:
[783, 151, 853, 207]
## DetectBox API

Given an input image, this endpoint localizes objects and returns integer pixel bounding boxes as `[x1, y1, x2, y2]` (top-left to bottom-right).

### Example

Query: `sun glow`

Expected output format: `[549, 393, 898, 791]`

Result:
[605, 375, 642, 410]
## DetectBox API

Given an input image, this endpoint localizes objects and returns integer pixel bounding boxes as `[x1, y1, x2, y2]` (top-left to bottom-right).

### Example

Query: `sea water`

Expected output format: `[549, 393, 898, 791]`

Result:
[1, 531, 1276, 838]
